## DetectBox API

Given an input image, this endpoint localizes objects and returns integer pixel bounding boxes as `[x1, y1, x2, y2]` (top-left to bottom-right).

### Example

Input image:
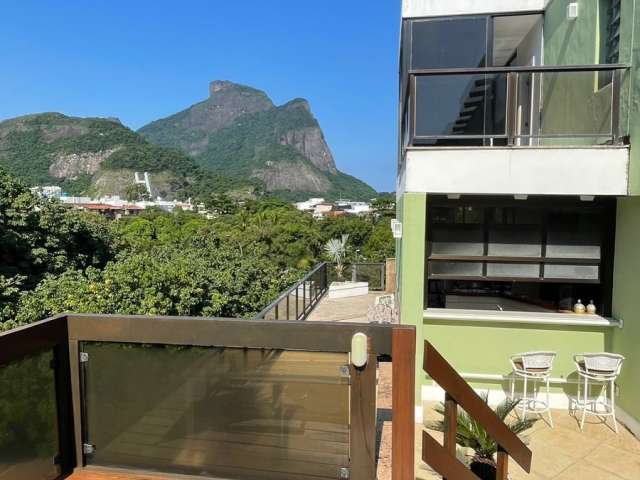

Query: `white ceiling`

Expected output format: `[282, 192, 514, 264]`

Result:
[493, 15, 542, 66]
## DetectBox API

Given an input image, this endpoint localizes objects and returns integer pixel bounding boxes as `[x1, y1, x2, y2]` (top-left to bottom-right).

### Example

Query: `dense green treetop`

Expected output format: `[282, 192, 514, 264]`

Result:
[0, 168, 394, 331]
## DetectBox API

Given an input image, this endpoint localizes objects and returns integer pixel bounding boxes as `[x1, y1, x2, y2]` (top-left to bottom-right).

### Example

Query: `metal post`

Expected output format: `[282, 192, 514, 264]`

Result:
[324, 263, 328, 292]
[296, 286, 299, 320]
[303, 281, 307, 314]
[612, 68, 621, 144]
[506, 72, 519, 146]
[286, 294, 290, 321]
[410, 74, 417, 146]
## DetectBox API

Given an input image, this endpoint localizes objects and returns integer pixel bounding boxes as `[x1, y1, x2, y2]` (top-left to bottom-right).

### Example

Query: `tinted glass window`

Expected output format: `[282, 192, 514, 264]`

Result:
[411, 17, 488, 69]
[414, 73, 507, 140]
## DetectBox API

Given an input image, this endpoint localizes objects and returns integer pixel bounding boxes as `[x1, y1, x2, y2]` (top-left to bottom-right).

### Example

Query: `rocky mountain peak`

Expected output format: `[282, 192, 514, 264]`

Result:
[283, 98, 311, 112]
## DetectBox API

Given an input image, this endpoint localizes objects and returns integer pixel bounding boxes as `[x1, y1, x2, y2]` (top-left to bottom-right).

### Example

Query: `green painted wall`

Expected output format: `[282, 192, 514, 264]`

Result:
[396, 192, 427, 404]
[422, 317, 609, 395]
[544, 0, 640, 191]
[543, 0, 622, 145]
[612, 197, 640, 422]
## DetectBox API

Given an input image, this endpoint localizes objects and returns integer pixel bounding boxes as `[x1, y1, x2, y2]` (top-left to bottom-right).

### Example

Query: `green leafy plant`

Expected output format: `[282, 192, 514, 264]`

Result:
[324, 234, 349, 281]
[428, 393, 536, 479]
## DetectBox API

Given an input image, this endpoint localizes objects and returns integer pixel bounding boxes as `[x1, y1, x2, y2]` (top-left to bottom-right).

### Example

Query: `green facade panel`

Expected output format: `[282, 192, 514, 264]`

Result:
[612, 197, 640, 423]
[422, 317, 609, 395]
[397, 192, 427, 403]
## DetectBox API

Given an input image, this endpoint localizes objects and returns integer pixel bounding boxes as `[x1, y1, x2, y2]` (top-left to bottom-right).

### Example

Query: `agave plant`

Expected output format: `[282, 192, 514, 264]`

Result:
[427, 392, 536, 479]
[324, 234, 349, 281]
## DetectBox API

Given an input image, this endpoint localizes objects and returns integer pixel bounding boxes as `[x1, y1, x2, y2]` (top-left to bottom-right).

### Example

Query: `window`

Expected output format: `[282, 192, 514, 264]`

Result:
[426, 197, 615, 315]
[598, 0, 622, 88]
[410, 17, 489, 70]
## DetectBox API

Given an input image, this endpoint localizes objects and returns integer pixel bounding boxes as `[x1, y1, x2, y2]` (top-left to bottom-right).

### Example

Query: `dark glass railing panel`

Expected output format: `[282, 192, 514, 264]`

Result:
[81, 342, 349, 480]
[413, 73, 508, 145]
[402, 65, 626, 149]
[0, 349, 60, 480]
[538, 71, 613, 144]
[410, 17, 488, 70]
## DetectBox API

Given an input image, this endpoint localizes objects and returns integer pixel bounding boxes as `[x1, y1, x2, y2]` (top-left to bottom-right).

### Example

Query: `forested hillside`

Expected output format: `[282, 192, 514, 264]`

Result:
[0, 113, 257, 199]
[0, 169, 393, 331]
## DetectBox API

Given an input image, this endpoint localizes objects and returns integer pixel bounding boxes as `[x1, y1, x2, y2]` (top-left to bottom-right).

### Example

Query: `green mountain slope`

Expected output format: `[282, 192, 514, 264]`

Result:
[139, 81, 376, 201]
[0, 113, 254, 198]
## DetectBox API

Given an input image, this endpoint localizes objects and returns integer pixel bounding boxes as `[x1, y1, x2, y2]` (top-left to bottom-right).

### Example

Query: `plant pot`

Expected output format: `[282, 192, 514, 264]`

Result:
[328, 281, 369, 299]
[470, 460, 497, 480]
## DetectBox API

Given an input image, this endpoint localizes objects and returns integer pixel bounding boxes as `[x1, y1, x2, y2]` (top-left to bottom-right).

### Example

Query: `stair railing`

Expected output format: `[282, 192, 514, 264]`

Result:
[422, 340, 533, 480]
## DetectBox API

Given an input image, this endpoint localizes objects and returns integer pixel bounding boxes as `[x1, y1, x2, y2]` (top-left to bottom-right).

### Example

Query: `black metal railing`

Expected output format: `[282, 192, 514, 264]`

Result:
[254, 262, 329, 321]
[0, 314, 417, 480]
[328, 263, 387, 291]
[401, 64, 629, 153]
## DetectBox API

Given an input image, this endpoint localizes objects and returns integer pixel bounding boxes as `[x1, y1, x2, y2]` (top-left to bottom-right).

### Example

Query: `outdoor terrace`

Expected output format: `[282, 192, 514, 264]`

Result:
[303, 284, 640, 479]
[4, 262, 639, 480]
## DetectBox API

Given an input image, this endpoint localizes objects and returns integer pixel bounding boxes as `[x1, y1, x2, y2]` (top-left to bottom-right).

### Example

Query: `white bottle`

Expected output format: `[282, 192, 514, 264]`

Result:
[586, 300, 597, 315]
[574, 299, 586, 314]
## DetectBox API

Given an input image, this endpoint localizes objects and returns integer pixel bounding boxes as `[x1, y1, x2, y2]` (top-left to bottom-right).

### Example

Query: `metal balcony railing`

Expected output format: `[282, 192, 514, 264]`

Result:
[254, 262, 329, 321]
[328, 263, 387, 291]
[400, 64, 629, 154]
[0, 314, 417, 480]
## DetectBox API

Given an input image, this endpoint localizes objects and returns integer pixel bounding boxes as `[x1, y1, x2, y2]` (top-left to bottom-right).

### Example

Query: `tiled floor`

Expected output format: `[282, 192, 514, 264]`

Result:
[416, 400, 640, 480]
[306, 292, 380, 323]
[308, 293, 640, 479]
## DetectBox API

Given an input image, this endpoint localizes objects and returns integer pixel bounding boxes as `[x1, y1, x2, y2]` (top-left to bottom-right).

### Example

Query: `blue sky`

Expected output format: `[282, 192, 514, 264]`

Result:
[0, 1, 400, 192]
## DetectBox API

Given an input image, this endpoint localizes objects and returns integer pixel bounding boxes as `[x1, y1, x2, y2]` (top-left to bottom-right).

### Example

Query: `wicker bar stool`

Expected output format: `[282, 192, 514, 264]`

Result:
[574, 353, 624, 433]
[510, 351, 556, 427]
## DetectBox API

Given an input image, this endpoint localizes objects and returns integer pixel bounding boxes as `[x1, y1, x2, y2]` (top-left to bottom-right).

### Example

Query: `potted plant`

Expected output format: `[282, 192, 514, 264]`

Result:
[325, 234, 349, 281]
[427, 393, 536, 480]
[324, 234, 369, 298]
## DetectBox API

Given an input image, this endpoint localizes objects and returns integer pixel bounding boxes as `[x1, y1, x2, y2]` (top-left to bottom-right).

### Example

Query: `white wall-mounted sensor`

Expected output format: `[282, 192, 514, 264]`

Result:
[567, 2, 579, 20]
[391, 219, 403, 239]
[351, 332, 368, 368]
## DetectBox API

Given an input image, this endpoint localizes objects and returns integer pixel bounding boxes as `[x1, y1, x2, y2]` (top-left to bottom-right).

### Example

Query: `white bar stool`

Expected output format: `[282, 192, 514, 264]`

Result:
[510, 351, 556, 427]
[574, 353, 624, 433]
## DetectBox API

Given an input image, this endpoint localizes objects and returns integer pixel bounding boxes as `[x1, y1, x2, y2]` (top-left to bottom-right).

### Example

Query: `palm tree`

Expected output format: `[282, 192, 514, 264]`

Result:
[427, 393, 536, 479]
[324, 234, 349, 281]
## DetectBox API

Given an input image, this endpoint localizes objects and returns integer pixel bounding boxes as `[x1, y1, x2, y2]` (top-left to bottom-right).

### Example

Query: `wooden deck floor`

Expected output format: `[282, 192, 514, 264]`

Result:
[69, 469, 175, 480]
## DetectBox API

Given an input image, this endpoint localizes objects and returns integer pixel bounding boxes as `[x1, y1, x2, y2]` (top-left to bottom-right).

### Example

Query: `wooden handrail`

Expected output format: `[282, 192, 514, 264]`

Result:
[423, 340, 532, 477]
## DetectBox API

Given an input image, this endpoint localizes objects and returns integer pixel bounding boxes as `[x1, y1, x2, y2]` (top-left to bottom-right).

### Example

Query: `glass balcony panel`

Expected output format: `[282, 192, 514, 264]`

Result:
[414, 74, 507, 143]
[82, 343, 350, 480]
[539, 71, 613, 143]
[410, 17, 488, 69]
[0, 350, 60, 480]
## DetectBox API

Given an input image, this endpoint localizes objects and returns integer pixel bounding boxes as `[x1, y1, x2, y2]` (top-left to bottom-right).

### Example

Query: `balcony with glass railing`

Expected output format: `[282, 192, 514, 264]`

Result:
[397, 14, 631, 197]
[0, 313, 417, 480]
[401, 64, 628, 150]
